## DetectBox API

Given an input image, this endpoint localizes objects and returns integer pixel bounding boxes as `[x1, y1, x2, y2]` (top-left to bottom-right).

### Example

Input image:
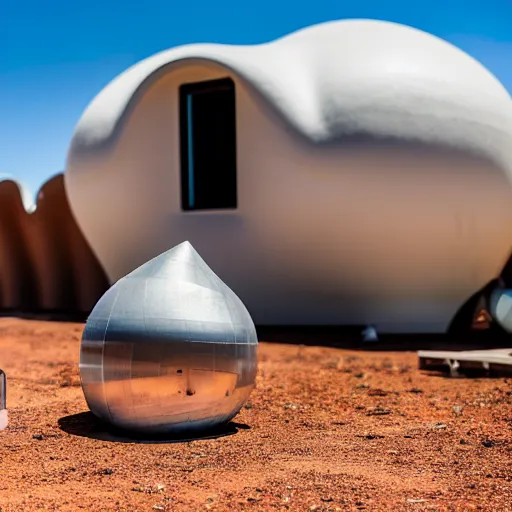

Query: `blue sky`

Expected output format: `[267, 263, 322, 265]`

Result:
[2, 0, 512, 192]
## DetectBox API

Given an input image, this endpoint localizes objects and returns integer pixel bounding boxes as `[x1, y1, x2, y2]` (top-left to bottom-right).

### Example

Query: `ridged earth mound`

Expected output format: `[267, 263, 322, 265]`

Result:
[0, 174, 108, 313]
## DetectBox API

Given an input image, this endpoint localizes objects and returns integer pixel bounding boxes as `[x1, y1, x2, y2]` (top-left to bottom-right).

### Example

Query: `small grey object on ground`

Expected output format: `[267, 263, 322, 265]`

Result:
[362, 325, 379, 343]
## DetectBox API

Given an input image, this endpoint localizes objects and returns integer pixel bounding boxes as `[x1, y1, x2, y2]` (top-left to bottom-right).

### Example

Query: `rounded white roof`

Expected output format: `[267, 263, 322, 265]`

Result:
[68, 18, 512, 169]
[276, 19, 509, 99]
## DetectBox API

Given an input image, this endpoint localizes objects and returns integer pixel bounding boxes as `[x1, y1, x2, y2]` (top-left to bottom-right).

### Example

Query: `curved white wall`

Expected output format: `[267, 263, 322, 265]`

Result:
[65, 20, 512, 333]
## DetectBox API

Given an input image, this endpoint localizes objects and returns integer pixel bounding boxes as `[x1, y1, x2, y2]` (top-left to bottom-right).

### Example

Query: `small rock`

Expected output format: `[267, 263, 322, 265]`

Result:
[358, 433, 384, 440]
[408, 388, 424, 394]
[482, 439, 495, 448]
[407, 499, 426, 503]
[452, 406, 463, 415]
[368, 388, 388, 397]
[366, 407, 391, 416]
[32, 434, 44, 440]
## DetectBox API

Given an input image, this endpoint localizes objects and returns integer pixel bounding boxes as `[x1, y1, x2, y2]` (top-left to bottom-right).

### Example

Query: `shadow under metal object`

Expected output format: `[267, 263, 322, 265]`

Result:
[79, 241, 258, 435]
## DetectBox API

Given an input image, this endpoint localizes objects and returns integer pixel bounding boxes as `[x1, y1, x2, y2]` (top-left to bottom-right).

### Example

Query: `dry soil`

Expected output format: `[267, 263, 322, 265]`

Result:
[0, 318, 511, 511]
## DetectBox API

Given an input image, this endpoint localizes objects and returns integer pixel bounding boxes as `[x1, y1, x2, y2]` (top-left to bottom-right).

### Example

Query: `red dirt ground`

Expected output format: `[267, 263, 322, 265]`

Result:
[0, 317, 511, 512]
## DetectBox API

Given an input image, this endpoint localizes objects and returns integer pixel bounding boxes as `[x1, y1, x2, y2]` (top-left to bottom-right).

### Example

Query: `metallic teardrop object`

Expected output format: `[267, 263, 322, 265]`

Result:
[79, 241, 258, 434]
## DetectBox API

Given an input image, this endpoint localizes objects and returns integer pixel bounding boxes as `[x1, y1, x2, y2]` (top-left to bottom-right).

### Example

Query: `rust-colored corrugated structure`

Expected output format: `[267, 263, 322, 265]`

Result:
[0, 173, 108, 314]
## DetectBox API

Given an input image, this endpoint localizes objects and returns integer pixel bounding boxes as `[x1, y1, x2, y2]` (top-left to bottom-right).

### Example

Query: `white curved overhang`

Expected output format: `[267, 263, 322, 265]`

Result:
[67, 19, 512, 171]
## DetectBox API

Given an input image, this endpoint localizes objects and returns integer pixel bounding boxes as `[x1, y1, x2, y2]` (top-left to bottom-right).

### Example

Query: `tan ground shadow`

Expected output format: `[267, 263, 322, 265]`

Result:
[58, 411, 249, 444]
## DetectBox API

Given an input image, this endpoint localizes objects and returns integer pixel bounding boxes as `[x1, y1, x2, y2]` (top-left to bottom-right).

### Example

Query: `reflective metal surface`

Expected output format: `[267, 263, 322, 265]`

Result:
[0, 369, 5, 410]
[489, 287, 512, 333]
[79, 241, 258, 434]
[0, 369, 6, 431]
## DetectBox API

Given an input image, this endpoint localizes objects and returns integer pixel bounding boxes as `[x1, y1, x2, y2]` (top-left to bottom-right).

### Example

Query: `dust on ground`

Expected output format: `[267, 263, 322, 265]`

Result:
[0, 318, 511, 511]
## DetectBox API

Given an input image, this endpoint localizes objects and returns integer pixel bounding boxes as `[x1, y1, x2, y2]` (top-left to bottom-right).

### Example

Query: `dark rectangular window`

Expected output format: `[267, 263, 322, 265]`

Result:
[179, 77, 237, 211]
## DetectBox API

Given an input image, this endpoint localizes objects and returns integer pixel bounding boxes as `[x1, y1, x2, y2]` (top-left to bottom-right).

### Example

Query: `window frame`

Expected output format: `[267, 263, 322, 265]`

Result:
[179, 77, 238, 212]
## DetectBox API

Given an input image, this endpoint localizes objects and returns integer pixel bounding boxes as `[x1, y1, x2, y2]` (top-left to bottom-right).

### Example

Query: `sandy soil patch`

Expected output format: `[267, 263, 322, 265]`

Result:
[0, 318, 511, 511]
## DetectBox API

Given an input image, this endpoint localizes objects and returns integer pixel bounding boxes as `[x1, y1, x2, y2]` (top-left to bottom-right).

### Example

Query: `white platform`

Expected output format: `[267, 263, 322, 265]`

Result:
[418, 348, 512, 376]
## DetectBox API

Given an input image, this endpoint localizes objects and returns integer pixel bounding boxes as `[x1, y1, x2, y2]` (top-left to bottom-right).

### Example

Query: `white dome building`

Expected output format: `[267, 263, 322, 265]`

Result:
[65, 18, 512, 333]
